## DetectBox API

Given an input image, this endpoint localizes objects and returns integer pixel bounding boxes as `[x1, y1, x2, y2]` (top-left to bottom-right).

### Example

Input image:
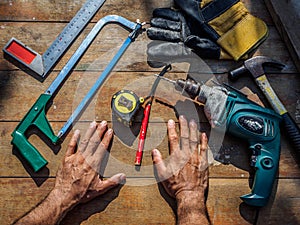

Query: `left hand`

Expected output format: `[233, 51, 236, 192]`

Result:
[52, 121, 126, 207]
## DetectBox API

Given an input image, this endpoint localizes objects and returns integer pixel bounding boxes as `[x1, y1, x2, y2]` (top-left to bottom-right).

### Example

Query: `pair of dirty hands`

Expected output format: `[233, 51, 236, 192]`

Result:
[54, 115, 209, 215]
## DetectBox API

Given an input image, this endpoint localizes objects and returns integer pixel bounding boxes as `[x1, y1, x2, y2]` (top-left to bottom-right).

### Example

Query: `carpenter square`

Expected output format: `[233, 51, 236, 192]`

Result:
[3, 0, 106, 81]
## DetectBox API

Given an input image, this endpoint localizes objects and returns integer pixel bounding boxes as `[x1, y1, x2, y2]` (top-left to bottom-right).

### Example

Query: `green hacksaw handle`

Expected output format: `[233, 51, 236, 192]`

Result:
[11, 94, 59, 172]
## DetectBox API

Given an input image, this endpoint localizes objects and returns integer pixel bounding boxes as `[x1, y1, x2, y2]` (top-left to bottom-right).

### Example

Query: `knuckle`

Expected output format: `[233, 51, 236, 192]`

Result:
[80, 138, 89, 146]
[99, 141, 107, 150]
[201, 142, 208, 150]
[68, 142, 76, 148]
[168, 134, 178, 142]
[90, 139, 101, 147]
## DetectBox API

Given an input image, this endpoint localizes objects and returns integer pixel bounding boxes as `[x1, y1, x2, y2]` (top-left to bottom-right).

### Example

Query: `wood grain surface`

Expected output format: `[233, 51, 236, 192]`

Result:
[264, 0, 300, 72]
[0, 0, 299, 224]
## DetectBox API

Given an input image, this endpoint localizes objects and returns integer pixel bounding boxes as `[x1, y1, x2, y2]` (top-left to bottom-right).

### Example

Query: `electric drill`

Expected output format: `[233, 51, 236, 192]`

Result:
[163, 77, 282, 207]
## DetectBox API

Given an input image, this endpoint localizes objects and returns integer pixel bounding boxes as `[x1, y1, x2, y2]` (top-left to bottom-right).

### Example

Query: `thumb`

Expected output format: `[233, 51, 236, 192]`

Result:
[94, 173, 126, 195]
[100, 173, 126, 191]
[80, 173, 126, 203]
[184, 35, 221, 59]
[151, 149, 167, 182]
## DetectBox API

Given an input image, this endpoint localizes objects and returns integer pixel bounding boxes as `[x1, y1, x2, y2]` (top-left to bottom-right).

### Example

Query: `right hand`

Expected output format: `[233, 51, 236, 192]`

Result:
[152, 116, 210, 224]
[151, 115, 209, 199]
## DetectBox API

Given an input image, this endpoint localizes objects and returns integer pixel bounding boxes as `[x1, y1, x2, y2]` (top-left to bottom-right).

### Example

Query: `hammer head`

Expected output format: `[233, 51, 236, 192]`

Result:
[229, 56, 285, 80]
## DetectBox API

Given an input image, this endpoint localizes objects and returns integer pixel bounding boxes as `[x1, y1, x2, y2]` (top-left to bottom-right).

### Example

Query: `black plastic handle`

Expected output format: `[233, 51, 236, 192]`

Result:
[228, 65, 248, 81]
[282, 112, 300, 160]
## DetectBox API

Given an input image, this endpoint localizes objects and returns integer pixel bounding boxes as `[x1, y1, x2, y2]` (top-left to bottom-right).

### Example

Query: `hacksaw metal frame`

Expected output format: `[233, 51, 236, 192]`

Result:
[11, 15, 143, 172]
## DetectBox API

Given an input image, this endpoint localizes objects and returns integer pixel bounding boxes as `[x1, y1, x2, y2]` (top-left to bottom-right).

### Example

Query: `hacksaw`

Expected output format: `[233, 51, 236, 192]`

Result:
[3, 0, 106, 81]
[11, 15, 144, 172]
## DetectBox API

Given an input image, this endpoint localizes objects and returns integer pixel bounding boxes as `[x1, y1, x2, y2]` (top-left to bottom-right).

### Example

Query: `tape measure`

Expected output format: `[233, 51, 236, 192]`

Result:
[3, 0, 106, 81]
[111, 90, 144, 127]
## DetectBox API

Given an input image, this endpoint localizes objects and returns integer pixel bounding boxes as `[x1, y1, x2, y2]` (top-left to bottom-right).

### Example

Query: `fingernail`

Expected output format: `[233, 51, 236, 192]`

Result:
[119, 174, 126, 183]
[152, 149, 158, 156]
[179, 115, 186, 120]
[100, 120, 107, 127]
[107, 128, 113, 135]
[168, 119, 175, 128]
[190, 119, 196, 126]
[90, 121, 97, 128]
[74, 129, 80, 136]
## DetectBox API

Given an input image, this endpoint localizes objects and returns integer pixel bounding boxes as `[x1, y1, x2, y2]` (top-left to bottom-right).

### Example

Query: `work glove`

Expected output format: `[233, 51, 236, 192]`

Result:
[147, 0, 268, 65]
[147, 7, 231, 66]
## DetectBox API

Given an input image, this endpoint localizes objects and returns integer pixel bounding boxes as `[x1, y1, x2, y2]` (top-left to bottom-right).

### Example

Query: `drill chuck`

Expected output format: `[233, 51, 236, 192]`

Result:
[174, 79, 201, 99]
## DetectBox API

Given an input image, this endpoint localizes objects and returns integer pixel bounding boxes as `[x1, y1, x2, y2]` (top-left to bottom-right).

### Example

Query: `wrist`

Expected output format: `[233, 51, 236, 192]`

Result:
[176, 190, 210, 225]
[14, 189, 77, 225]
[176, 190, 206, 211]
[48, 188, 77, 215]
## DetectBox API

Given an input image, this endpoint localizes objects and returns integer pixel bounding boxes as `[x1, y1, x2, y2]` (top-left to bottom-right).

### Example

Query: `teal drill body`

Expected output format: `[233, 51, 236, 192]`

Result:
[221, 86, 281, 206]
[171, 78, 282, 207]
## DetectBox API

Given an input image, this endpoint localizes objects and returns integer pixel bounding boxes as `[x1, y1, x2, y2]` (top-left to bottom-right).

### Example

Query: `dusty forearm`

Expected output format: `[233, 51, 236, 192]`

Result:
[176, 191, 210, 225]
[13, 189, 75, 225]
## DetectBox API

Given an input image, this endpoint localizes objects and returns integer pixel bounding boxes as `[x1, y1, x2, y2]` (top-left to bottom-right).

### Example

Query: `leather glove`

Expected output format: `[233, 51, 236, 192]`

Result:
[147, 8, 231, 66]
[174, 0, 268, 60]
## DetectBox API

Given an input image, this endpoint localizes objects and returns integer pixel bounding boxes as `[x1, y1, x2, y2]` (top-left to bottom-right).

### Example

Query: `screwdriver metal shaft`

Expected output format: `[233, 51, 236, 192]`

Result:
[154, 75, 176, 84]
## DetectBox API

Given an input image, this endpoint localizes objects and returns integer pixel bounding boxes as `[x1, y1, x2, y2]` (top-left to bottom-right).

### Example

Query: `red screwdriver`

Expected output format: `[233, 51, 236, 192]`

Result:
[135, 64, 172, 166]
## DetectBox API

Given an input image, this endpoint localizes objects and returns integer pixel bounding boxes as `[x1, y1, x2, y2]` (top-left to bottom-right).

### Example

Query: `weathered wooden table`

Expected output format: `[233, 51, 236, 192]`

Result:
[0, 0, 299, 224]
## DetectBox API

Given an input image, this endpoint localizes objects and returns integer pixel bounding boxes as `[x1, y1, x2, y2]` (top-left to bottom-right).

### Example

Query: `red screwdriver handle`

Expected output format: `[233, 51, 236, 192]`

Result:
[135, 103, 152, 166]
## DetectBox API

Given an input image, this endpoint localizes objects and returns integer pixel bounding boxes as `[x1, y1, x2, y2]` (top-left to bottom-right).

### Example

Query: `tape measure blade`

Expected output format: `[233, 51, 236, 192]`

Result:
[42, 0, 106, 77]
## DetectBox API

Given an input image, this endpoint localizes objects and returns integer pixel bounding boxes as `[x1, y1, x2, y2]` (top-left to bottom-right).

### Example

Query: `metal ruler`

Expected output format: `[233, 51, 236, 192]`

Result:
[3, 0, 106, 81]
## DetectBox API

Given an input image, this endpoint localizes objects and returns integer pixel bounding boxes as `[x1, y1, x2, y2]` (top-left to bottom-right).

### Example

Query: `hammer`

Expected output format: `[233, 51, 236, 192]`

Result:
[229, 56, 300, 159]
